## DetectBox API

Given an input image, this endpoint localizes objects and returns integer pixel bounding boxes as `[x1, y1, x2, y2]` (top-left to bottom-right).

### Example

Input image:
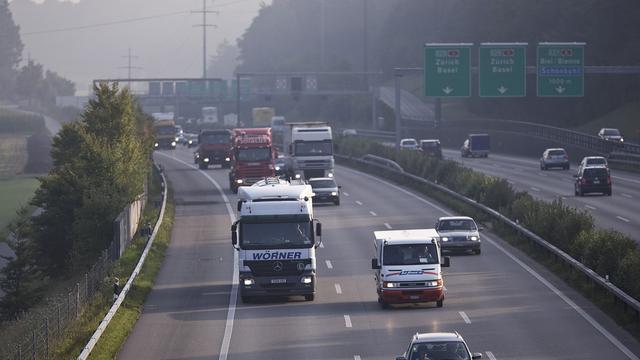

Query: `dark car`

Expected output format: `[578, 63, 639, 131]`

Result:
[274, 155, 289, 177]
[574, 166, 611, 196]
[419, 139, 443, 159]
[308, 177, 340, 205]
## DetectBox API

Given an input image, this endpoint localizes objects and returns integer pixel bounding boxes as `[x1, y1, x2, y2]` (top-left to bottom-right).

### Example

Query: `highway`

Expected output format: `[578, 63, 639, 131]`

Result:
[442, 149, 640, 241]
[120, 146, 640, 360]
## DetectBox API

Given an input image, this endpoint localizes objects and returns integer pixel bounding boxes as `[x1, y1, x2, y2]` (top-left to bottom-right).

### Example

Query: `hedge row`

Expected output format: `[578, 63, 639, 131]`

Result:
[0, 109, 46, 133]
[336, 137, 640, 301]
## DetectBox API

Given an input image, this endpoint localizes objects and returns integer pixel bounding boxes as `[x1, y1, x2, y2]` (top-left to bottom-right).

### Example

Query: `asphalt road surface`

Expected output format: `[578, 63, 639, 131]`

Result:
[119, 146, 640, 360]
[443, 149, 640, 242]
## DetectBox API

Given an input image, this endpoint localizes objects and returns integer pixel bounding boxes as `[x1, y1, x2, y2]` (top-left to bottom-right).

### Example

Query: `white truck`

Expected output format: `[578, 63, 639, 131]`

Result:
[283, 122, 335, 180]
[371, 229, 450, 309]
[232, 178, 322, 302]
[201, 106, 219, 124]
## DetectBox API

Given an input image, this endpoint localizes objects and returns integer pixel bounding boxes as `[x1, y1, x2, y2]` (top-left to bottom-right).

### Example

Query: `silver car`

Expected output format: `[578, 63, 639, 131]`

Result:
[435, 216, 482, 255]
[396, 332, 482, 360]
[540, 148, 569, 170]
[308, 177, 340, 205]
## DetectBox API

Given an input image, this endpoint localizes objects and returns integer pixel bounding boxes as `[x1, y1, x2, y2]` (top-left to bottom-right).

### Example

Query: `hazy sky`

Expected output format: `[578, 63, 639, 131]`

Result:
[9, 0, 270, 94]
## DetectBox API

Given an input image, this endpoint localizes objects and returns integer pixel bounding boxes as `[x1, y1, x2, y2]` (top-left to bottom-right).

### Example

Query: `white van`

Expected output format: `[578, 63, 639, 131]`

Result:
[371, 229, 450, 309]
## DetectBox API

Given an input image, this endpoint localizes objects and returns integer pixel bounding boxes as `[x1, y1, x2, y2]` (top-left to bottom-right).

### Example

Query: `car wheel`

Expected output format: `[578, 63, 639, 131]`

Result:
[436, 299, 444, 308]
[578, 188, 583, 197]
[198, 163, 207, 170]
[378, 296, 389, 309]
[564, 165, 570, 170]
[304, 294, 315, 301]
[334, 199, 340, 206]
[607, 189, 612, 196]
[473, 248, 481, 255]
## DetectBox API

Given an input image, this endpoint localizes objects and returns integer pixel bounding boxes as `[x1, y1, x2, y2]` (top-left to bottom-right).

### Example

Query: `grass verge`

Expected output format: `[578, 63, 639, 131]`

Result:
[337, 156, 640, 341]
[49, 168, 175, 359]
[0, 176, 39, 232]
[0, 134, 29, 177]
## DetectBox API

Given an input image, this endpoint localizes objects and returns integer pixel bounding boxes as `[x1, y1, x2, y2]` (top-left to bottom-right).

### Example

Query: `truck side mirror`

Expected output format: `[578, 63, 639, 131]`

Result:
[471, 353, 483, 359]
[231, 221, 238, 247]
[371, 258, 381, 270]
[442, 256, 451, 267]
[237, 201, 243, 212]
[315, 222, 322, 237]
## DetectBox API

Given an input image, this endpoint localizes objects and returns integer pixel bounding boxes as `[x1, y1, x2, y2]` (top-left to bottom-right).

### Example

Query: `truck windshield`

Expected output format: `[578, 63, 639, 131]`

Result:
[294, 140, 333, 156]
[201, 134, 230, 145]
[383, 244, 438, 265]
[241, 221, 313, 249]
[155, 126, 175, 135]
[237, 148, 271, 161]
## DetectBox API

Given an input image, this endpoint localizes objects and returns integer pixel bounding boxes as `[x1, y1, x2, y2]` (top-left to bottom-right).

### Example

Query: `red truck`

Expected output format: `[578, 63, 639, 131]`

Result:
[228, 128, 276, 193]
[196, 129, 233, 169]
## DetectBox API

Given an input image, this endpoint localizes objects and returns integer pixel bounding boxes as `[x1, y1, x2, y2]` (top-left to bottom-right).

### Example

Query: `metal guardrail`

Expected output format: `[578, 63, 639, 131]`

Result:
[336, 153, 640, 320]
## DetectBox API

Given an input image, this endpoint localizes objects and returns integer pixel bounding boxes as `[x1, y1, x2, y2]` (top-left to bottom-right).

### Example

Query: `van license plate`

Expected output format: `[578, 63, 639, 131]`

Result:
[410, 295, 420, 300]
[271, 279, 286, 284]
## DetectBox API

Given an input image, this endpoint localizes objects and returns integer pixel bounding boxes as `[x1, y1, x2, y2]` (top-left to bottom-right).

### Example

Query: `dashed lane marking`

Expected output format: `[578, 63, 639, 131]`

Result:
[325, 260, 333, 269]
[344, 315, 352, 328]
[369, 211, 377, 216]
[585, 205, 596, 210]
[486, 351, 497, 360]
[335, 283, 342, 294]
[617, 216, 630, 223]
[459, 311, 471, 324]
[384, 223, 392, 229]
[355, 200, 363, 206]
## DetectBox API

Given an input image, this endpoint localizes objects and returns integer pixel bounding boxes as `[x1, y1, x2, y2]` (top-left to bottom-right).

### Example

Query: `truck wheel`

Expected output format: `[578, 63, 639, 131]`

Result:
[436, 299, 444, 308]
[231, 185, 238, 194]
[334, 199, 340, 206]
[304, 294, 315, 301]
[474, 248, 481, 255]
[607, 189, 612, 196]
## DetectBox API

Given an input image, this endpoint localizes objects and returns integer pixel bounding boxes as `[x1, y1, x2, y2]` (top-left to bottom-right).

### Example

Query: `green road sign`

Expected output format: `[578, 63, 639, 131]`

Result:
[424, 43, 472, 97]
[479, 43, 527, 97]
[537, 42, 585, 97]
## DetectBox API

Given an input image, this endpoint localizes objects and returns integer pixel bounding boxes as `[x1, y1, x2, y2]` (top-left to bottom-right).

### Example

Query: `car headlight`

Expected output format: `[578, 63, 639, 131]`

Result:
[188, 140, 193, 144]
[328, 173, 334, 178]
[426, 279, 443, 287]
[301, 276, 313, 284]
[171, 141, 176, 146]
[154, 142, 159, 147]
[204, 158, 210, 162]
[620, 138, 624, 142]
[236, 179, 244, 184]
[331, 192, 337, 196]
[295, 174, 301, 179]
[383, 282, 398, 288]
[225, 157, 231, 161]
[243, 278, 255, 286]
[469, 236, 479, 241]
[275, 166, 281, 171]
[441, 237, 449, 242]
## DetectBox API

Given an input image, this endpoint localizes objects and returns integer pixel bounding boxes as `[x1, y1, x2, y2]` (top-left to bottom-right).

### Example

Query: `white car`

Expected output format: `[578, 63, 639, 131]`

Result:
[341, 129, 358, 137]
[578, 156, 608, 172]
[400, 138, 419, 150]
[396, 332, 482, 360]
[435, 216, 482, 255]
[540, 148, 570, 170]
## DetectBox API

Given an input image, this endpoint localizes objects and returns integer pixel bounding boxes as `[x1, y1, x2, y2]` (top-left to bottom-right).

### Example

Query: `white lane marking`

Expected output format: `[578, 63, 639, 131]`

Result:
[612, 175, 640, 185]
[538, 172, 548, 177]
[585, 205, 597, 210]
[384, 223, 392, 229]
[486, 351, 497, 360]
[340, 165, 640, 360]
[622, 193, 633, 199]
[335, 283, 342, 294]
[459, 311, 471, 324]
[617, 216, 630, 223]
[530, 186, 541, 192]
[343, 192, 350, 197]
[344, 315, 352, 328]
[156, 153, 238, 360]
[355, 200, 363, 206]
[325, 260, 333, 269]
[354, 356, 362, 360]
[369, 211, 378, 216]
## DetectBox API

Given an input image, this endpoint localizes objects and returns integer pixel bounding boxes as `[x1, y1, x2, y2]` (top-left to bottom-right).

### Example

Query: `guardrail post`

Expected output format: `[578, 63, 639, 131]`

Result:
[45, 317, 49, 357]
[31, 329, 36, 360]
[57, 303, 61, 336]
[85, 273, 89, 300]
[76, 282, 80, 318]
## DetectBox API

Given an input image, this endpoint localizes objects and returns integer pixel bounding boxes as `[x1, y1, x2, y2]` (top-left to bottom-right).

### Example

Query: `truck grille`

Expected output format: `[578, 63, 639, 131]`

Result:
[245, 259, 311, 277]
[297, 159, 332, 169]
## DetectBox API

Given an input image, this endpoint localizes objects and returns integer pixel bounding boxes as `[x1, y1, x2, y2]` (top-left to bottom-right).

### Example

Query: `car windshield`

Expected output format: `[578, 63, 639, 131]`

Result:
[155, 126, 175, 135]
[241, 221, 313, 249]
[437, 219, 477, 231]
[548, 150, 566, 156]
[402, 140, 417, 146]
[237, 148, 272, 161]
[201, 133, 230, 144]
[603, 129, 620, 136]
[421, 142, 438, 148]
[383, 244, 438, 266]
[309, 180, 336, 188]
[294, 140, 333, 156]
[409, 341, 470, 360]
[586, 158, 606, 166]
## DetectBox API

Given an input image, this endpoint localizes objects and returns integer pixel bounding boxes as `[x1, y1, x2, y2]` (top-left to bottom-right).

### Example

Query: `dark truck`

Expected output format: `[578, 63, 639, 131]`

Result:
[461, 133, 490, 158]
[196, 129, 232, 169]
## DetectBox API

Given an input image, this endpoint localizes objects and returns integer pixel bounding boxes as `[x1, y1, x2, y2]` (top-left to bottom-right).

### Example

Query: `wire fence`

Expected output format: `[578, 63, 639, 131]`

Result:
[0, 192, 149, 360]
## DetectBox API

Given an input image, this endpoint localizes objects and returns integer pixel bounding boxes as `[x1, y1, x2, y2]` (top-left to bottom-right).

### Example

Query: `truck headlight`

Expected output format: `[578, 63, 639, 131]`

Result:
[175, 137, 179, 142]
[469, 236, 479, 241]
[331, 192, 337, 196]
[328, 173, 334, 178]
[383, 282, 398, 288]
[620, 138, 624, 142]
[301, 276, 313, 284]
[243, 278, 255, 286]
[171, 141, 176, 147]
[295, 174, 301, 179]
[275, 166, 281, 171]
[441, 237, 449, 242]
[154, 142, 159, 147]
[204, 158, 210, 163]
[225, 157, 231, 162]
[236, 179, 244, 184]
[426, 279, 443, 287]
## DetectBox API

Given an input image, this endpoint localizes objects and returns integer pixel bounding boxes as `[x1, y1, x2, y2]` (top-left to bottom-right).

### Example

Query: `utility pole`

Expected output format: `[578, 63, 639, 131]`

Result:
[192, 0, 218, 79]
[119, 48, 142, 88]
[320, 0, 326, 70]
[363, 0, 368, 88]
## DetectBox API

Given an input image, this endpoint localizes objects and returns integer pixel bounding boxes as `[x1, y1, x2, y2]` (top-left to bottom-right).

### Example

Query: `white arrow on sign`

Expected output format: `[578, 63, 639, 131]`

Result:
[497, 85, 508, 94]
[442, 86, 453, 95]
[555, 86, 566, 94]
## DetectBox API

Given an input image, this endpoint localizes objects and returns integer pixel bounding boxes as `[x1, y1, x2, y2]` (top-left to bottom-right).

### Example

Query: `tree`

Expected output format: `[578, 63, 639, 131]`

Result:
[0, 207, 45, 319]
[15, 60, 44, 105]
[207, 39, 240, 79]
[31, 83, 151, 273]
[0, 0, 23, 99]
